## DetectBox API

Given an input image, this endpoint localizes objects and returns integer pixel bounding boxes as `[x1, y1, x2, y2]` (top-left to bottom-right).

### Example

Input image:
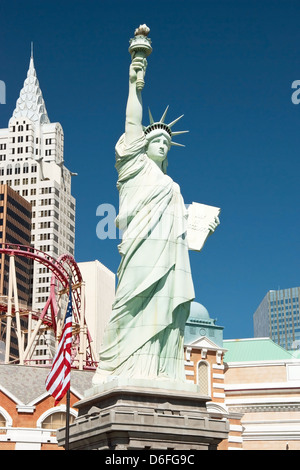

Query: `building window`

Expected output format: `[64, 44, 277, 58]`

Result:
[0, 407, 12, 433]
[39, 409, 76, 434]
[39, 233, 51, 241]
[41, 412, 75, 436]
[0, 413, 6, 428]
[197, 361, 210, 396]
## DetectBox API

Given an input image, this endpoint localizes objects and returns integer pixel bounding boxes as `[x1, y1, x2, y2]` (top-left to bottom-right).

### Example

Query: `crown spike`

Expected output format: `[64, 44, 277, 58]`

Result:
[171, 141, 185, 147]
[144, 107, 187, 149]
[171, 130, 189, 136]
[148, 107, 154, 124]
[160, 105, 169, 123]
[168, 114, 184, 128]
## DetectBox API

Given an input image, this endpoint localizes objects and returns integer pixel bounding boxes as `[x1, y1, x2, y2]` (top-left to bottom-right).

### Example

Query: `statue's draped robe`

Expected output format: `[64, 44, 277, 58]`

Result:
[96, 134, 195, 381]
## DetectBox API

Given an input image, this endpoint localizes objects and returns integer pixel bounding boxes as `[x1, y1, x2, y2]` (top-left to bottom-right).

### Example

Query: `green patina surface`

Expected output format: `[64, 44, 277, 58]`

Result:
[223, 338, 295, 363]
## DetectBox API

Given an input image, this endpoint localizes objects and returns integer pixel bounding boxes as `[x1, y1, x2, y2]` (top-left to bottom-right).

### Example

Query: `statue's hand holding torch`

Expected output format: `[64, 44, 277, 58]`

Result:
[129, 24, 152, 91]
[129, 57, 147, 87]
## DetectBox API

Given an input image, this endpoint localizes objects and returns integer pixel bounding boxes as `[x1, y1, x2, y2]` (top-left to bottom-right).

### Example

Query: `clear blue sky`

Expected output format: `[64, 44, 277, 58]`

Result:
[1, 0, 299, 340]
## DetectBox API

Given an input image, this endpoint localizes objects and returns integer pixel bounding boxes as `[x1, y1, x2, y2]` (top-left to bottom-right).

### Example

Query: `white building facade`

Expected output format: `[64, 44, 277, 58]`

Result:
[0, 54, 76, 359]
[78, 260, 115, 357]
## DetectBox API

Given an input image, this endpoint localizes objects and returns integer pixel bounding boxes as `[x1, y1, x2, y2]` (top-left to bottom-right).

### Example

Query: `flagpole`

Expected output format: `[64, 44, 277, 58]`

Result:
[65, 388, 70, 450]
[46, 273, 73, 449]
[65, 274, 72, 451]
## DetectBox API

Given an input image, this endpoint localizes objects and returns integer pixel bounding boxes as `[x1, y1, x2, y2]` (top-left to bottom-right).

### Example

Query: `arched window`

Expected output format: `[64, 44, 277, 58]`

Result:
[41, 411, 75, 430]
[23, 162, 29, 174]
[38, 406, 77, 436]
[15, 163, 21, 174]
[0, 407, 13, 433]
[197, 361, 210, 396]
[6, 164, 12, 175]
[0, 413, 6, 427]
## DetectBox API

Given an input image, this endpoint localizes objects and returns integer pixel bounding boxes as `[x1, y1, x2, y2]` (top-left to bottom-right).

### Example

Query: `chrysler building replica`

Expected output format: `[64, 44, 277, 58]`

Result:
[0, 52, 76, 356]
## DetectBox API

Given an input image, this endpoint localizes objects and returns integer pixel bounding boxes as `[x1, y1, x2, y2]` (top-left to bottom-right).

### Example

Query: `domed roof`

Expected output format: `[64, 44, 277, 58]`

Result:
[189, 301, 210, 321]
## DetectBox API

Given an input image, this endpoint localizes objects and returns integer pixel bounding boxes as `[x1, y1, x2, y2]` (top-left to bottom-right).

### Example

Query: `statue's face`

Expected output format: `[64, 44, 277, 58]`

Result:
[146, 134, 170, 164]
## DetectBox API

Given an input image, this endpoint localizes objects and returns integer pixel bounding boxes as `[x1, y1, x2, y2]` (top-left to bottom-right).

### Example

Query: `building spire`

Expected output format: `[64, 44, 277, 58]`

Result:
[10, 49, 50, 126]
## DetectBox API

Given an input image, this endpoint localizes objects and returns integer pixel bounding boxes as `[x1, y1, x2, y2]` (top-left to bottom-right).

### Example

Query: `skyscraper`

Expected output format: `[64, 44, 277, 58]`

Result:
[0, 184, 32, 361]
[0, 52, 76, 361]
[0, 183, 32, 303]
[253, 287, 300, 350]
[0, 52, 76, 308]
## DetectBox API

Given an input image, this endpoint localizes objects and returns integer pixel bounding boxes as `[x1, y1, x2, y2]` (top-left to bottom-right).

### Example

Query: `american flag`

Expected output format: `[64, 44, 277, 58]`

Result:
[45, 284, 73, 405]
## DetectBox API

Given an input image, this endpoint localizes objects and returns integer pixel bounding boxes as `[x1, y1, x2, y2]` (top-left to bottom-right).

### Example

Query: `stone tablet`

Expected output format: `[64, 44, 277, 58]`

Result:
[187, 202, 221, 251]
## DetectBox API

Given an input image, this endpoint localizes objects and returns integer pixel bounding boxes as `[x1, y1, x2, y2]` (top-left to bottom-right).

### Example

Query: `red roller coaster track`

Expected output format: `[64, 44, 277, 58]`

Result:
[0, 243, 97, 369]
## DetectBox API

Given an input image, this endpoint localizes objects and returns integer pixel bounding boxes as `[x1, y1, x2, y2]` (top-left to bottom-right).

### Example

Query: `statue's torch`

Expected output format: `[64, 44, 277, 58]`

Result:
[129, 24, 152, 91]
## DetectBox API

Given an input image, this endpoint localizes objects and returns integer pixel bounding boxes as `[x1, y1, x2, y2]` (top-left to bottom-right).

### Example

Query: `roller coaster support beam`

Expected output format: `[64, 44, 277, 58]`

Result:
[4, 255, 24, 364]
[23, 295, 52, 363]
[10, 255, 24, 364]
[79, 281, 85, 370]
[4, 258, 13, 364]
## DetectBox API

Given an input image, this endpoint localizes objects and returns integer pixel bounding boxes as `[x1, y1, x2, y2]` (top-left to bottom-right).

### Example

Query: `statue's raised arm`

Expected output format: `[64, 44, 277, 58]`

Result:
[125, 25, 152, 146]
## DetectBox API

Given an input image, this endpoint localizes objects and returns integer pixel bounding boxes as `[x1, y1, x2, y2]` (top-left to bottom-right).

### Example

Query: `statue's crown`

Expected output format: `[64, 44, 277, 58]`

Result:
[144, 106, 188, 147]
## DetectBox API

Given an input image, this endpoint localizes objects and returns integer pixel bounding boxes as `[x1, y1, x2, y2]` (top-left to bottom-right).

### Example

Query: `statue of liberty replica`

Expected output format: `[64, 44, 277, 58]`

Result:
[92, 25, 219, 388]
[58, 26, 228, 451]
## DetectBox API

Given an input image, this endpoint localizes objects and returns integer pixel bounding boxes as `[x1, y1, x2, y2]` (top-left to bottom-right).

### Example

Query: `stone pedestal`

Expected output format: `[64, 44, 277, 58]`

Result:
[57, 379, 229, 450]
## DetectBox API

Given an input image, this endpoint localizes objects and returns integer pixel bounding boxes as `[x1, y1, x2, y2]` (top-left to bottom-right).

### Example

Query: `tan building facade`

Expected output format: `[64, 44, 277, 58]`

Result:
[223, 338, 300, 450]
[184, 337, 243, 450]
[184, 301, 244, 450]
